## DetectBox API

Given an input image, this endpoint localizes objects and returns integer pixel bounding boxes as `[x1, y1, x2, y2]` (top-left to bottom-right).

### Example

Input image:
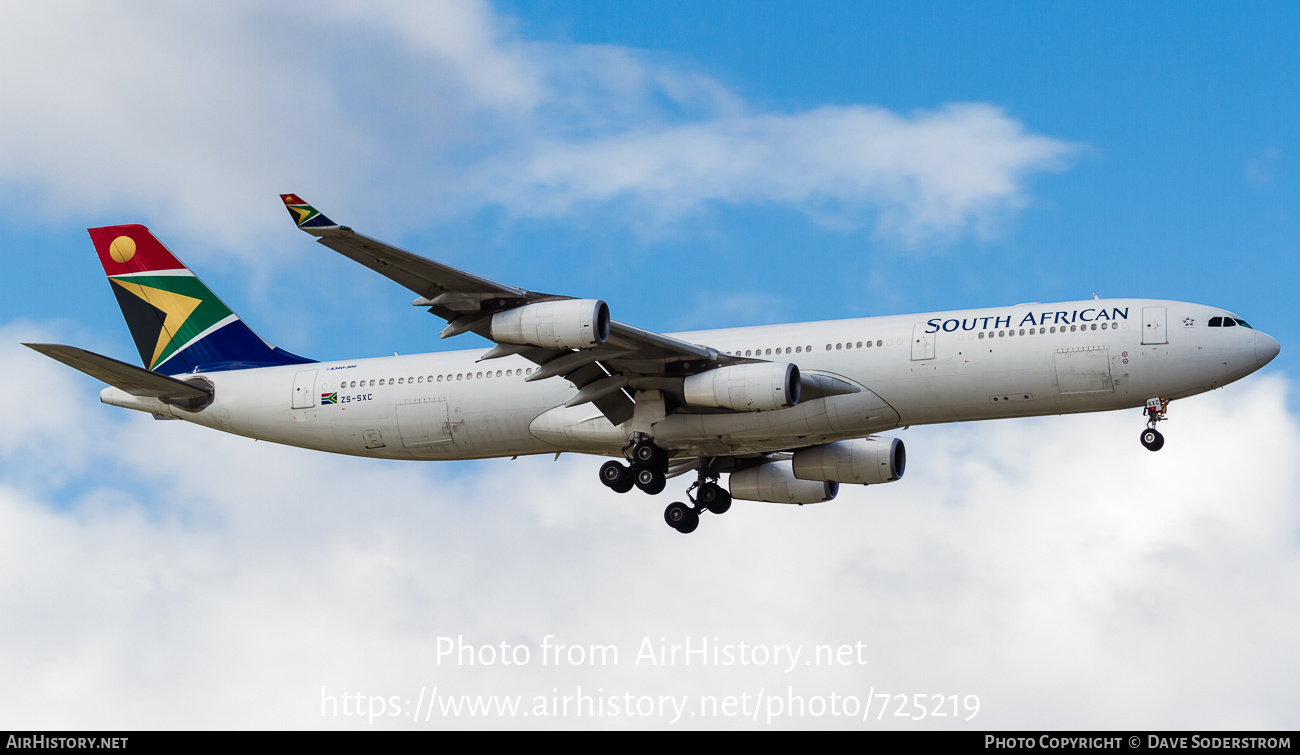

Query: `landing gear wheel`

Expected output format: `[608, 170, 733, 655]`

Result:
[632, 440, 668, 472]
[664, 502, 699, 533]
[635, 467, 667, 495]
[1140, 428, 1165, 452]
[599, 460, 634, 494]
[697, 482, 732, 514]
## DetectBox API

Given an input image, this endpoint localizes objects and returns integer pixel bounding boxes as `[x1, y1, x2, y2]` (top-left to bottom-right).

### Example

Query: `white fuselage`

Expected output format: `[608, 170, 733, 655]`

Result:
[101, 299, 1275, 460]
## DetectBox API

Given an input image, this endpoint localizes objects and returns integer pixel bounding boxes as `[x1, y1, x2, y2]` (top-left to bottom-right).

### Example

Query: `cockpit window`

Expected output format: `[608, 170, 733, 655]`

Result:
[1209, 315, 1253, 328]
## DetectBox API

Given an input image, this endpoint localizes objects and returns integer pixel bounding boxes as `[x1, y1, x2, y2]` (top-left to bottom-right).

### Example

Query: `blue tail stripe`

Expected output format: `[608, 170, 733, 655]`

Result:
[155, 320, 315, 374]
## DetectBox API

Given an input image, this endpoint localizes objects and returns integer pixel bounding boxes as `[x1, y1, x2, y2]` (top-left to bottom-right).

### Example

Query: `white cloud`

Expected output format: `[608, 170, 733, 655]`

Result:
[0, 0, 1076, 263]
[473, 103, 1075, 243]
[2, 326, 1297, 729]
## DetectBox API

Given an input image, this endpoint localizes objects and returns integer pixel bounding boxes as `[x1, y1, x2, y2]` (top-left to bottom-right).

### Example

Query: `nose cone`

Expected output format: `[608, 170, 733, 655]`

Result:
[1255, 331, 1281, 366]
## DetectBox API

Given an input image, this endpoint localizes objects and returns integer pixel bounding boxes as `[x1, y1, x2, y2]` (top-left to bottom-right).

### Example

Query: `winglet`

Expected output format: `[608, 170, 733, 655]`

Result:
[280, 193, 339, 229]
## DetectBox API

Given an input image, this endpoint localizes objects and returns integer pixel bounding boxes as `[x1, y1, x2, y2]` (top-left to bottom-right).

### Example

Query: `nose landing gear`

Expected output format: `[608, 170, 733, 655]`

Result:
[1140, 397, 1169, 452]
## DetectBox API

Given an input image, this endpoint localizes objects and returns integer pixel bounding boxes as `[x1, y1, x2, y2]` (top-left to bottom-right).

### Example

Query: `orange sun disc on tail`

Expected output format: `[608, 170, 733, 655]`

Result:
[109, 236, 136, 263]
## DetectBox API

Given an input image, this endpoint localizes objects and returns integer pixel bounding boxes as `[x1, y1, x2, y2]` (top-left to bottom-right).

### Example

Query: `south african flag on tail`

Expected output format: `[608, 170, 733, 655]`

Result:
[88, 224, 315, 374]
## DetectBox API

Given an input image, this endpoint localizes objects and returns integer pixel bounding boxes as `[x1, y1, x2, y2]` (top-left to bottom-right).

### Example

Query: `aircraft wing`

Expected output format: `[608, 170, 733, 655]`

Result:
[281, 194, 758, 426]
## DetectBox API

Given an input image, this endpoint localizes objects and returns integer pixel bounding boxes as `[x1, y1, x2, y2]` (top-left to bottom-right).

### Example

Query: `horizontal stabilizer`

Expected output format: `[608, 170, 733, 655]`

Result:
[24, 344, 212, 402]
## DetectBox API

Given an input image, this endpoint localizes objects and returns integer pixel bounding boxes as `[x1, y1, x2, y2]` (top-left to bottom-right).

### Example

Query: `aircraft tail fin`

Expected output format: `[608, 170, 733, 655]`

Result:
[88, 225, 314, 374]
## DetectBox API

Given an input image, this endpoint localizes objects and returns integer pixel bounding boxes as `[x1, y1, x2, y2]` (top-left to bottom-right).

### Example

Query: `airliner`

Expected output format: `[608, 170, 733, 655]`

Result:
[27, 195, 1281, 533]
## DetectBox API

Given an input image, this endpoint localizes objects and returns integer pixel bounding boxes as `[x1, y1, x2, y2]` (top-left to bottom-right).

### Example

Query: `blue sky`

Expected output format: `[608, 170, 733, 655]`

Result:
[1, 1, 1297, 729]
[3, 1, 1294, 366]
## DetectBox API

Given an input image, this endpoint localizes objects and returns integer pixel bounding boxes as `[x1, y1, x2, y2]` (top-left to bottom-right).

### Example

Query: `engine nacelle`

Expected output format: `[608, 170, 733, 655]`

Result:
[683, 362, 800, 412]
[729, 460, 838, 504]
[490, 299, 610, 349]
[792, 437, 905, 485]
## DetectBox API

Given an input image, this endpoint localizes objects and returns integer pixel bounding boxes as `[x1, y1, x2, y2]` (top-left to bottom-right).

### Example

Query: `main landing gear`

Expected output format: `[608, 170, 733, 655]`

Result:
[598, 436, 669, 496]
[596, 440, 732, 534]
[1140, 397, 1169, 452]
[664, 477, 732, 534]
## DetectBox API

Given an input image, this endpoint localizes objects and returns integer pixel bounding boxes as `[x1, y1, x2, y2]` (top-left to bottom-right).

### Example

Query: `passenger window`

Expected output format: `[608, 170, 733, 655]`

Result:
[836, 343, 842, 350]
[978, 332, 985, 339]
[876, 340, 882, 347]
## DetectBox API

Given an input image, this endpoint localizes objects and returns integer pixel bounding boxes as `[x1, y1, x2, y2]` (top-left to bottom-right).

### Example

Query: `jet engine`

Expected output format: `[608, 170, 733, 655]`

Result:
[490, 299, 610, 349]
[683, 362, 800, 412]
[791, 437, 905, 485]
[729, 459, 838, 504]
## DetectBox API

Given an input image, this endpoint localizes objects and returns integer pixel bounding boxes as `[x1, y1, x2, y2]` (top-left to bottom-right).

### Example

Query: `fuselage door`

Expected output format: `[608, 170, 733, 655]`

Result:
[911, 323, 935, 361]
[1142, 306, 1168, 345]
[291, 369, 318, 409]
